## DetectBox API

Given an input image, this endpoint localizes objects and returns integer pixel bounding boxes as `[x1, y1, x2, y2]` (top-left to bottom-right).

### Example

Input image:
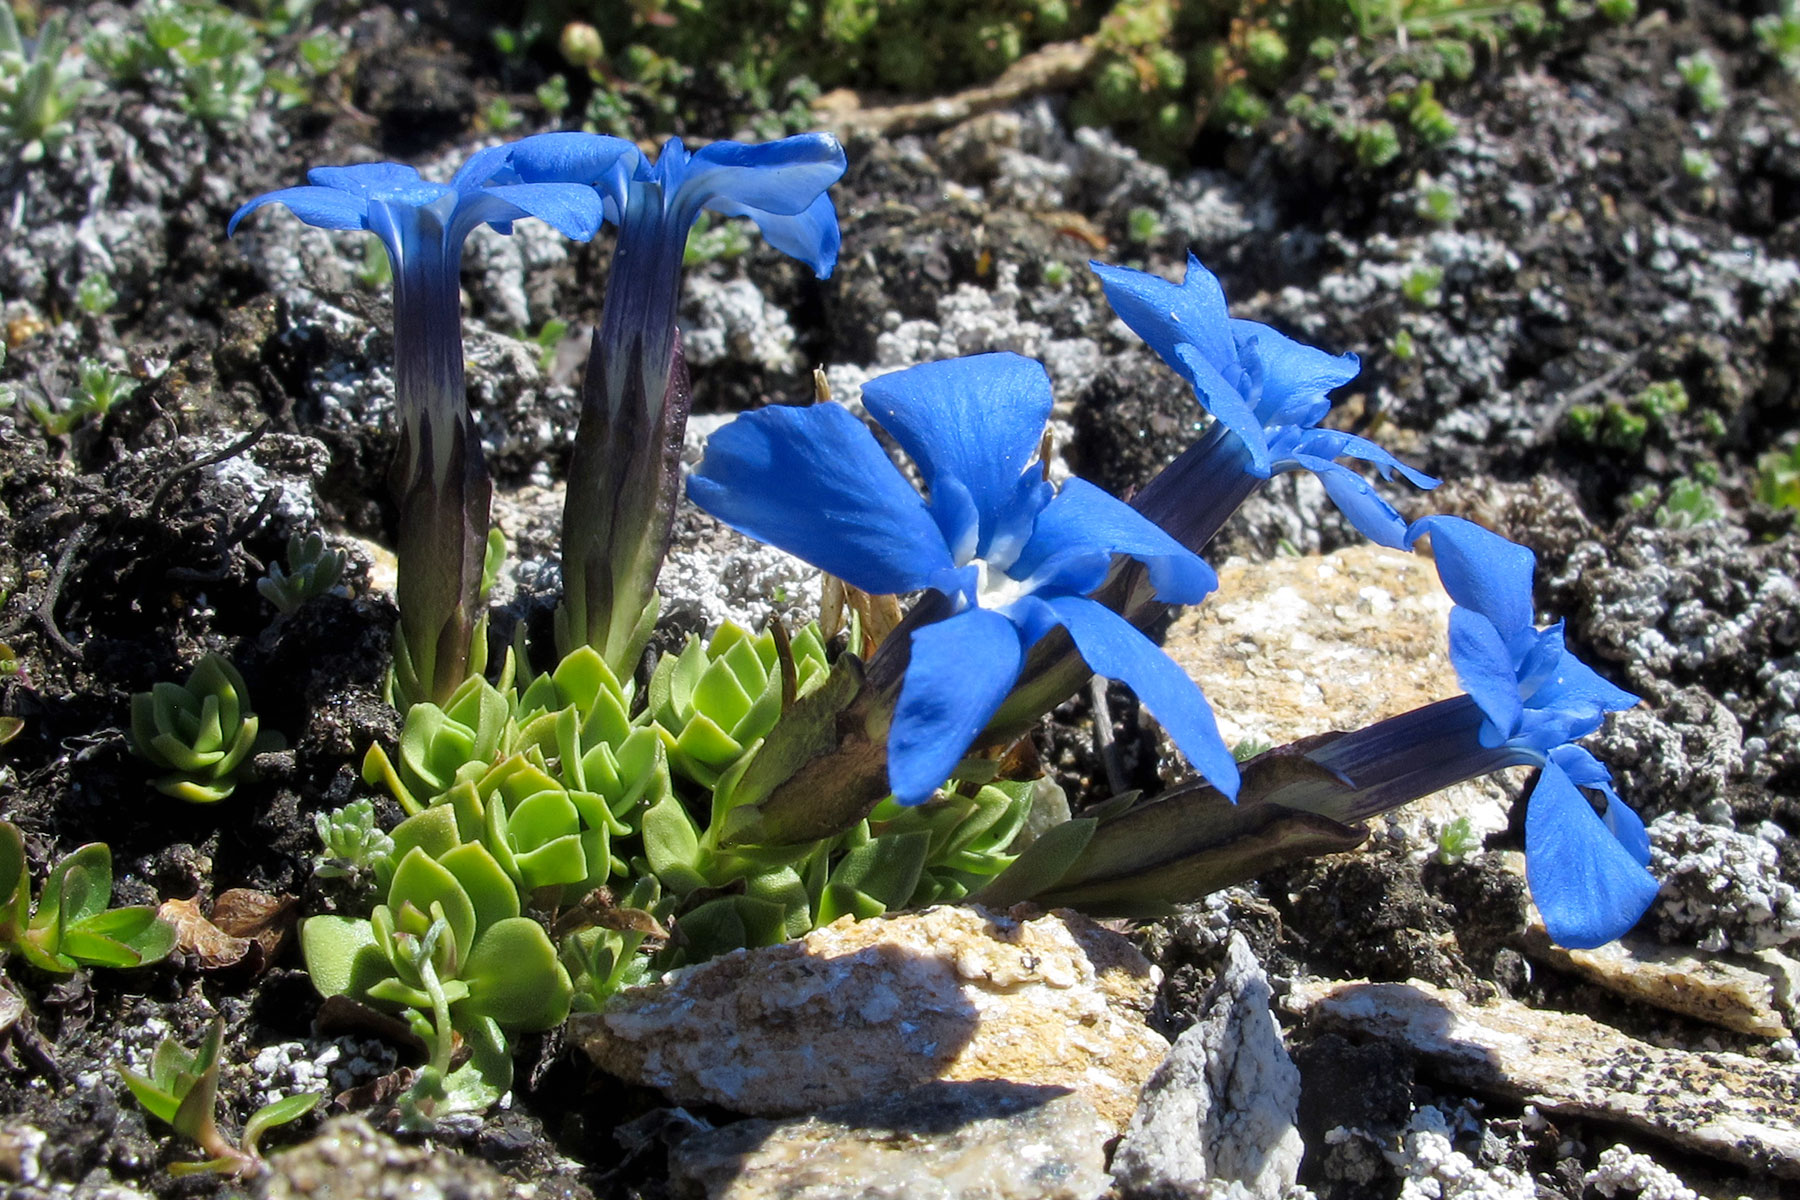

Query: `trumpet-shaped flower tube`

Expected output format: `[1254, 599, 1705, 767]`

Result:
[229, 147, 608, 706]
[689, 352, 1239, 806]
[494, 132, 846, 674]
[1092, 255, 1438, 550]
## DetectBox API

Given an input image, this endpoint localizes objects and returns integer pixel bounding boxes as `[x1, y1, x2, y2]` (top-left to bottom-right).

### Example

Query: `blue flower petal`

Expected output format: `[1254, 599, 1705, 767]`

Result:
[1287, 454, 1411, 549]
[306, 162, 428, 196]
[1548, 743, 1650, 864]
[1044, 595, 1240, 799]
[708, 191, 841, 278]
[1290, 428, 1440, 490]
[1531, 649, 1640, 719]
[452, 144, 514, 192]
[688, 402, 954, 595]
[860, 353, 1052, 558]
[889, 608, 1025, 805]
[1525, 758, 1661, 948]
[1175, 344, 1274, 473]
[1230, 319, 1360, 425]
[459, 183, 608, 242]
[1091, 254, 1236, 380]
[683, 134, 848, 216]
[497, 131, 642, 213]
[1010, 478, 1218, 605]
[228, 186, 369, 236]
[1407, 516, 1537, 638]
[1447, 606, 1526, 742]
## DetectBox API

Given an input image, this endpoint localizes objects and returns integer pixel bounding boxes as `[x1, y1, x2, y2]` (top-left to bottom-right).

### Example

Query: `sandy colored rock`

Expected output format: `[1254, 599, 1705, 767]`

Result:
[1163, 544, 1516, 842]
[1286, 977, 1800, 1177]
[668, 1081, 1112, 1200]
[1522, 918, 1793, 1038]
[572, 905, 1167, 1132]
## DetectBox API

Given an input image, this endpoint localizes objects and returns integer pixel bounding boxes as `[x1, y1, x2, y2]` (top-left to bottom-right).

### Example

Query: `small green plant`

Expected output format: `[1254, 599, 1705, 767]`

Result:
[1435, 815, 1479, 864]
[682, 212, 755, 267]
[1566, 379, 1689, 452]
[482, 95, 522, 132]
[536, 73, 571, 117]
[1656, 477, 1724, 528]
[1403, 82, 1457, 146]
[300, 838, 573, 1123]
[1416, 179, 1463, 224]
[520, 318, 570, 374]
[258, 531, 346, 615]
[1682, 147, 1719, 182]
[0, 820, 177, 973]
[1756, 0, 1800, 78]
[121, 1019, 320, 1177]
[1388, 327, 1418, 360]
[1755, 443, 1800, 514]
[1355, 119, 1402, 169]
[1597, 0, 1637, 23]
[1042, 260, 1071, 288]
[1677, 51, 1727, 115]
[313, 799, 395, 896]
[1232, 736, 1274, 762]
[1126, 206, 1165, 246]
[1401, 264, 1445, 308]
[90, 0, 270, 125]
[356, 236, 393, 289]
[76, 358, 132, 413]
[0, 9, 94, 162]
[76, 273, 119, 315]
[129, 653, 284, 803]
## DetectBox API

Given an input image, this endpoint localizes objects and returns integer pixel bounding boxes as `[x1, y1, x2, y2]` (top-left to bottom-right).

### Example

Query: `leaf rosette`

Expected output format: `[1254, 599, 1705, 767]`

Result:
[130, 653, 284, 803]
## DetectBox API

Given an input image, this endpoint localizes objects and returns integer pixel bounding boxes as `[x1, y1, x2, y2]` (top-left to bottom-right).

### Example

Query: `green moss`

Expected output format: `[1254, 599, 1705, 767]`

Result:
[1354, 119, 1401, 168]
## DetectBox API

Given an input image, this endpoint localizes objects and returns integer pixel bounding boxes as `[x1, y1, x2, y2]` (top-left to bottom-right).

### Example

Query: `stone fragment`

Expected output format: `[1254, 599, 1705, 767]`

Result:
[261, 1116, 526, 1199]
[1385, 1104, 1534, 1200]
[1161, 546, 1514, 844]
[1584, 1144, 1698, 1200]
[1111, 933, 1304, 1199]
[1521, 917, 1792, 1037]
[1286, 978, 1800, 1177]
[571, 905, 1167, 1132]
[667, 1081, 1111, 1200]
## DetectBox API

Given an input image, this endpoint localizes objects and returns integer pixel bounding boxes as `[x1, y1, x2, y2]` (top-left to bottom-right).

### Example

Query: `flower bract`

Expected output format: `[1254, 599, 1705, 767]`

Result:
[1408, 515, 1656, 947]
[1093, 254, 1437, 548]
[689, 351, 1240, 806]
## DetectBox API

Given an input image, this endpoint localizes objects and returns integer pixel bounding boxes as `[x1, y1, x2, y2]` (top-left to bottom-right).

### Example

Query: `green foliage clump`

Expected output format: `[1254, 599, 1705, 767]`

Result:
[646, 621, 828, 789]
[258, 532, 346, 615]
[1756, 443, 1800, 517]
[129, 652, 284, 803]
[0, 820, 177, 973]
[122, 1019, 319, 1177]
[1655, 478, 1724, 528]
[313, 799, 394, 897]
[89, 0, 272, 125]
[1676, 51, 1727, 115]
[0, 9, 93, 162]
[1565, 379, 1691, 453]
[1756, 0, 1800, 79]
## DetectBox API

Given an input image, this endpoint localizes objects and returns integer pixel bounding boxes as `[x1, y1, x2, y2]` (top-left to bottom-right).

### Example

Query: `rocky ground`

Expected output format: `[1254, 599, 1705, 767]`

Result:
[0, 1, 1796, 1197]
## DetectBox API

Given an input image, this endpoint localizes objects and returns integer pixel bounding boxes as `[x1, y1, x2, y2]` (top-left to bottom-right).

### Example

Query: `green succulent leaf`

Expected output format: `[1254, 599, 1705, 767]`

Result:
[242, 1092, 320, 1158]
[128, 654, 275, 804]
[459, 917, 573, 1030]
[387, 850, 477, 970]
[0, 822, 29, 938]
[968, 818, 1098, 909]
[642, 793, 707, 895]
[437, 842, 519, 934]
[299, 915, 390, 1000]
[671, 894, 791, 964]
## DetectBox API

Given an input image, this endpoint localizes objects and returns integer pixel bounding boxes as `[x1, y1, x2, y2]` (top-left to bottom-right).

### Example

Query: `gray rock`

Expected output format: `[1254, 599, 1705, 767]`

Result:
[259, 1116, 530, 1200]
[667, 1081, 1112, 1200]
[1110, 933, 1304, 1200]
[1647, 812, 1800, 953]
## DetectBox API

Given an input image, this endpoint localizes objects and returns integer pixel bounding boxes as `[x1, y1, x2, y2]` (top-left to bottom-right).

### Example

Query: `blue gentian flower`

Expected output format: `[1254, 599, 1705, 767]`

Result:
[1093, 255, 1437, 549]
[495, 132, 844, 410]
[228, 142, 608, 705]
[1409, 515, 1655, 947]
[229, 148, 607, 466]
[689, 351, 1241, 806]
[492, 131, 847, 669]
